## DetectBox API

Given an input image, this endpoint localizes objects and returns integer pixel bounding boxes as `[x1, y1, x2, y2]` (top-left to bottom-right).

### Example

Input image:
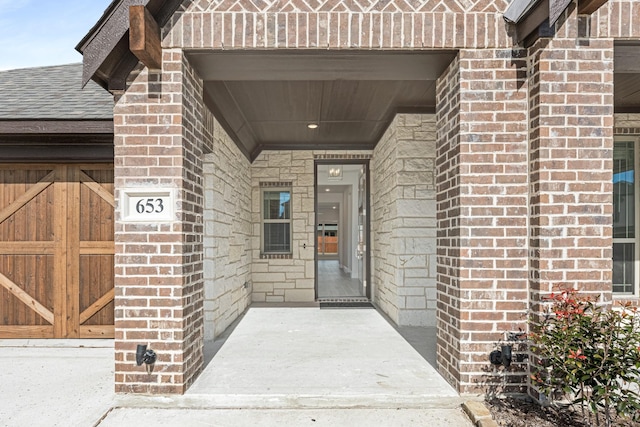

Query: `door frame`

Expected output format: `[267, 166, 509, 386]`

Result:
[314, 159, 371, 300]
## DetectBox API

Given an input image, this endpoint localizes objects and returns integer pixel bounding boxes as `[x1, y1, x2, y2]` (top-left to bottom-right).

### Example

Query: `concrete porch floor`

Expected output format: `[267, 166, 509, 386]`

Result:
[1, 307, 473, 426]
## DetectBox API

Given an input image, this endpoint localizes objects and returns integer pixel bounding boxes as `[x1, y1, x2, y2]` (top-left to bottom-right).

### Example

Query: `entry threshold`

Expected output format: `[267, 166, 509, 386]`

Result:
[317, 297, 372, 308]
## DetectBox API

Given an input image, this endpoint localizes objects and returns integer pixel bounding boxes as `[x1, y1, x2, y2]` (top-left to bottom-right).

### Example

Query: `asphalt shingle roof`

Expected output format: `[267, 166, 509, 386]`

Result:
[0, 63, 113, 120]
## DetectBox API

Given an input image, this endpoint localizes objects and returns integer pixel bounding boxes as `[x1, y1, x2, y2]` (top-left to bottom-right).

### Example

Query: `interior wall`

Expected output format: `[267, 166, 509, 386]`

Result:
[203, 112, 252, 340]
[371, 114, 438, 326]
[317, 165, 363, 276]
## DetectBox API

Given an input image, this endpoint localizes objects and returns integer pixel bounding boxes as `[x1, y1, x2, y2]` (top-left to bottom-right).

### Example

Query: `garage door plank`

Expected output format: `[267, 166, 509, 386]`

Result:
[0, 170, 55, 224]
[0, 271, 54, 324]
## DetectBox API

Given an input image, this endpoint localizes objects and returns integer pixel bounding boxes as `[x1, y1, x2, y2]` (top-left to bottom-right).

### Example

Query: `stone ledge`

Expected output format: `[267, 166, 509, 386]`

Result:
[462, 401, 498, 427]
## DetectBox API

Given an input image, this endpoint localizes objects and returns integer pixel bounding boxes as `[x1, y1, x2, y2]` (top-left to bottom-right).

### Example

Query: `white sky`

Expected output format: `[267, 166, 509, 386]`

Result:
[0, 0, 112, 70]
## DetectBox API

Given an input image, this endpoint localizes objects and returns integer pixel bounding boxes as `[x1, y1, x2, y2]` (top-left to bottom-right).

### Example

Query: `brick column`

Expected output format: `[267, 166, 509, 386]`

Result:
[527, 23, 614, 385]
[436, 49, 529, 393]
[113, 50, 207, 394]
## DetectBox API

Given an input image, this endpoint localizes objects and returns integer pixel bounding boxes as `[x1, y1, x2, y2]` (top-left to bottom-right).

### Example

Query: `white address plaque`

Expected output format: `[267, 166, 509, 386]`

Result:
[122, 188, 174, 222]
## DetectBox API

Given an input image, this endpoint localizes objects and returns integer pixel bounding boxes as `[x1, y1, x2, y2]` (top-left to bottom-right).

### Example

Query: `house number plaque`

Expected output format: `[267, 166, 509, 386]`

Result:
[122, 188, 174, 222]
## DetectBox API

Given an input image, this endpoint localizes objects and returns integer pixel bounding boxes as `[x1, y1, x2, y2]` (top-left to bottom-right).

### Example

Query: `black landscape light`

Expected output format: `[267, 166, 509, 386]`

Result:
[136, 344, 157, 374]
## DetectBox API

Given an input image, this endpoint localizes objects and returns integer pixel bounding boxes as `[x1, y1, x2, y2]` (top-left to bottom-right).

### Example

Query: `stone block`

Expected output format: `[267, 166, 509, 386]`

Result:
[269, 154, 293, 166]
[396, 199, 436, 217]
[406, 296, 427, 309]
[462, 401, 493, 425]
[252, 281, 274, 293]
[272, 281, 297, 289]
[403, 267, 429, 278]
[251, 293, 266, 302]
[284, 288, 315, 302]
[397, 287, 426, 296]
[295, 278, 314, 289]
[252, 272, 286, 282]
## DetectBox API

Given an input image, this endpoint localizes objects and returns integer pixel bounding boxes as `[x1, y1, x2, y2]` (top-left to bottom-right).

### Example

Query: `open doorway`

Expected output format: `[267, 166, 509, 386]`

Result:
[315, 161, 370, 300]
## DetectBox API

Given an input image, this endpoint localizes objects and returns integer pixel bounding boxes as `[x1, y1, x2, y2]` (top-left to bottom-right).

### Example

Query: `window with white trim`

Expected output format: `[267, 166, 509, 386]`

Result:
[261, 187, 292, 254]
[613, 137, 639, 296]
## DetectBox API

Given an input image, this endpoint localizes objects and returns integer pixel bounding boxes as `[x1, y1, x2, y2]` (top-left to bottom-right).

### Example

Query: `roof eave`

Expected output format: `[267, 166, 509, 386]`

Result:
[503, 0, 540, 24]
[76, 0, 185, 91]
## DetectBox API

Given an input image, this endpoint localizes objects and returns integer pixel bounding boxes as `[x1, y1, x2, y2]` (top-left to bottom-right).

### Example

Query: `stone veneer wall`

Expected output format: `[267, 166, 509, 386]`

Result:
[250, 151, 315, 302]
[615, 113, 640, 131]
[202, 111, 252, 340]
[371, 114, 438, 326]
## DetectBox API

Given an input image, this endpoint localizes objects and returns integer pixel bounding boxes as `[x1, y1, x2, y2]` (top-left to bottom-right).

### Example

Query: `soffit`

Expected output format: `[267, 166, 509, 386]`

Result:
[187, 51, 456, 161]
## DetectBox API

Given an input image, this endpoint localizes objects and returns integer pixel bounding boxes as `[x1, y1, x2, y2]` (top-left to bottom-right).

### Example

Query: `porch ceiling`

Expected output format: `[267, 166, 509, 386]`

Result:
[185, 51, 457, 161]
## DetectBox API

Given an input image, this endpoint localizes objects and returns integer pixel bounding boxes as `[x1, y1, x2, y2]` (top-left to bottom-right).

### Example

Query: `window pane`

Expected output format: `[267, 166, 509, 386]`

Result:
[263, 191, 291, 220]
[613, 242, 634, 294]
[613, 141, 634, 239]
[264, 223, 290, 252]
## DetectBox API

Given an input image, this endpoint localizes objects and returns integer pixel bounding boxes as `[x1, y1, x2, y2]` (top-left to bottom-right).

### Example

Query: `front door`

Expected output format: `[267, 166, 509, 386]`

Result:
[315, 161, 370, 300]
[0, 164, 115, 338]
[356, 164, 368, 298]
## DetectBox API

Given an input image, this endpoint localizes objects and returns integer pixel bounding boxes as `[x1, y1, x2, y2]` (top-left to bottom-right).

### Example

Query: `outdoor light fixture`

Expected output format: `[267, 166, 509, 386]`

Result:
[489, 344, 513, 368]
[136, 344, 157, 374]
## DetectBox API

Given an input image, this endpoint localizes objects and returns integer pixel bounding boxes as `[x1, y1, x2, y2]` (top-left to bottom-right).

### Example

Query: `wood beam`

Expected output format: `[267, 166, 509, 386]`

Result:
[515, 0, 550, 44]
[579, 0, 608, 14]
[129, 5, 162, 71]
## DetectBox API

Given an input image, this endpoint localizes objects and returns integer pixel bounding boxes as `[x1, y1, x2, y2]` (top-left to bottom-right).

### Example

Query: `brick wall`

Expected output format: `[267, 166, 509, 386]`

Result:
[203, 111, 252, 340]
[372, 114, 438, 326]
[167, 1, 515, 50]
[165, 0, 640, 52]
[528, 10, 614, 395]
[113, 50, 206, 394]
[528, 10, 614, 301]
[591, 0, 640, 38]
[106, 0, 637, 397]
[436, 47, 530, 393]
[435, 53, 462, 390]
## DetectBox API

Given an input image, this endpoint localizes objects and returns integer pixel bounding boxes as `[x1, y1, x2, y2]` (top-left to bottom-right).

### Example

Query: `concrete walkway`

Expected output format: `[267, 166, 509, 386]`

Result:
[1, 308, 473, 426]
[0, 339, 114, 427]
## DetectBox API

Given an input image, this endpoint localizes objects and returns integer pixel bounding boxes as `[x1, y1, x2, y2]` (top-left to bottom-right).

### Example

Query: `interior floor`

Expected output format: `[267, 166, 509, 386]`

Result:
[317, 259, 363, 298]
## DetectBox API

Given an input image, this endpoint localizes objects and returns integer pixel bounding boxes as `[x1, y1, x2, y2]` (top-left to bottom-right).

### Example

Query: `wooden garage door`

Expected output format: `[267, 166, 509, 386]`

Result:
[0, 164, 114, 338]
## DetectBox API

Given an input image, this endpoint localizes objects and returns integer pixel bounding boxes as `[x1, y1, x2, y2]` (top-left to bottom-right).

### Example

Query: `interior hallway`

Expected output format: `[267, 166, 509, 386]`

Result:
[317, 259, 363, 298]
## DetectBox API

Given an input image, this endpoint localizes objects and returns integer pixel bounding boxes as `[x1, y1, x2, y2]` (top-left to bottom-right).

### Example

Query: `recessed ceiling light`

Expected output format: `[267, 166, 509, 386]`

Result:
[307, 123, 318, 129]
[332, 206, 337, 209]
[325, 188, 330, 192]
